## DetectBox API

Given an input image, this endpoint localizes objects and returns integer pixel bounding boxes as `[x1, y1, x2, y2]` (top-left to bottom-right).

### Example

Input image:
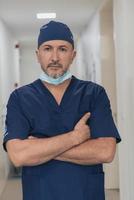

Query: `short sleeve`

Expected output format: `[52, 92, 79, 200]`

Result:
[89, 87, 121, 143]
[3, 90, 31, 151]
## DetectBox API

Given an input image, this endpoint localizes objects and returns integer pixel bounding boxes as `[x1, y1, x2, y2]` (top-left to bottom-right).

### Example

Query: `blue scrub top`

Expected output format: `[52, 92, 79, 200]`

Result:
[3, 76, 121, 200]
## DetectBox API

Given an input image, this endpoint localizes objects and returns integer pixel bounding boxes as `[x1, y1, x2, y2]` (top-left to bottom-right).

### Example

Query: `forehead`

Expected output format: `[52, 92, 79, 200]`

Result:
[40, 40, 72, 48]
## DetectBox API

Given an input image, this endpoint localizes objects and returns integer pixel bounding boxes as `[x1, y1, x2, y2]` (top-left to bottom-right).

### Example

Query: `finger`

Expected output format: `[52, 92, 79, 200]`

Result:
[79, 112, 91, 124]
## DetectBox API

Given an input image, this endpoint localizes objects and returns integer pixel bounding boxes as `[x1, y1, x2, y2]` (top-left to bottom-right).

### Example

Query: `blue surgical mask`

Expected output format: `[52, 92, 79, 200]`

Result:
[39, 71, 72, 85]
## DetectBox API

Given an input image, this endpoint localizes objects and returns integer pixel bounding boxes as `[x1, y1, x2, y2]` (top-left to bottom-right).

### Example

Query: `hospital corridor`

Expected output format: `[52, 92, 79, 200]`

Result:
[0, 0, 134, 200]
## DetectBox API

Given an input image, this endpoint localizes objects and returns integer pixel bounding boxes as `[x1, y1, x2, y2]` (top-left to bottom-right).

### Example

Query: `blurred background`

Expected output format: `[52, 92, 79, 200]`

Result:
[0, 0, 134, 199]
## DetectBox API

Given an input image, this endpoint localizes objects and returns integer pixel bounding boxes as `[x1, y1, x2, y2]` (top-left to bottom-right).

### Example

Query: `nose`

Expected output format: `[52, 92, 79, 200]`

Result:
[51, 49, 60, 62]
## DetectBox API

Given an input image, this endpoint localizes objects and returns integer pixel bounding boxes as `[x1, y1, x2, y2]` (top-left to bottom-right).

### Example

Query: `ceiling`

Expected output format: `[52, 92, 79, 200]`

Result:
[0, 0, 104, 45]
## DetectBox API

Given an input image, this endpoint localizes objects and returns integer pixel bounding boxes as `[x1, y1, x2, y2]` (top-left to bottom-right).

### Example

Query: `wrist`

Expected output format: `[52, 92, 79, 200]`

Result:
[68, 130, 80, 146]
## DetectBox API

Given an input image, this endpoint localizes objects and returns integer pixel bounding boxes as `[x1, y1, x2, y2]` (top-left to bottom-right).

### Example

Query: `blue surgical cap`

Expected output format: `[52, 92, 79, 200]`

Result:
[38, 21, 74, 48]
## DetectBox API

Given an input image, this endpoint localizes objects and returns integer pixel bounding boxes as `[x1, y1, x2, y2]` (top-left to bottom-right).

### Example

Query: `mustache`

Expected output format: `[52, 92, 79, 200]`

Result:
[48, 62, 62, 68]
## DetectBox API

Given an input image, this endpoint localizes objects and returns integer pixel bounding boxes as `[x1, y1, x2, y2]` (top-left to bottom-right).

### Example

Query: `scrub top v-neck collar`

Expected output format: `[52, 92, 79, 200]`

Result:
[37, 76, 77, 111]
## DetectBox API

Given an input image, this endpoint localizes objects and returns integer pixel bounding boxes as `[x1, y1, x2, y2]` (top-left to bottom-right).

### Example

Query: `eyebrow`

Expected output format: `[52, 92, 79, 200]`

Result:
[42, 45, 51, 48]
[42, 44, 69, 48]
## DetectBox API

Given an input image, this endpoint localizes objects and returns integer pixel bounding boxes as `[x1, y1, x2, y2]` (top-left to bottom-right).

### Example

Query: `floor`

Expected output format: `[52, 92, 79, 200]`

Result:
[0, 178, 120, 200]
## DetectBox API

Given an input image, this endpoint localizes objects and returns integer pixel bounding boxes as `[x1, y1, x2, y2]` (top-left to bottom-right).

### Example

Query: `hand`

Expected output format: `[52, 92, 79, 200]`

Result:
[72, 112, 91, 145]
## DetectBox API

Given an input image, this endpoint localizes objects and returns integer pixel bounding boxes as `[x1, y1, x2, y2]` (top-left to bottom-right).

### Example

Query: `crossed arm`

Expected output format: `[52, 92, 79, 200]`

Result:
[6, 113, 116, 167]
[6, 136, 116, 167]
[54, 137, 116, 165]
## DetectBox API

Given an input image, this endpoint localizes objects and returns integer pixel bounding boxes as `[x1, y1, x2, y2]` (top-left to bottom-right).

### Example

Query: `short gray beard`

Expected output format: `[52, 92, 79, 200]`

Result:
[43, 69, 67, 79]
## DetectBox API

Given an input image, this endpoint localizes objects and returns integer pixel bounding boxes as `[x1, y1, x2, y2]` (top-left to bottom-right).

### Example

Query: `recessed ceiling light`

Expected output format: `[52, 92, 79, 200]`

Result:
[36, 13, 56, 19]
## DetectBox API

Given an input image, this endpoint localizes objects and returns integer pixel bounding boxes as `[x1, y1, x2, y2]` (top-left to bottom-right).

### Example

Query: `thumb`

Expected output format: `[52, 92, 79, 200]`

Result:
[79, 112, 91, 124]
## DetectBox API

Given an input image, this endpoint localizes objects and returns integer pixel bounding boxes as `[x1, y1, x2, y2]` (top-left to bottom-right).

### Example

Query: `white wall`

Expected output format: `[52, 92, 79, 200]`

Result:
[0, 18, 20, 196]
[75, 14, 101, 83]
[114, 0, 134, 199]
[99, 0, 120, 189]
[20, 44, 41, 86]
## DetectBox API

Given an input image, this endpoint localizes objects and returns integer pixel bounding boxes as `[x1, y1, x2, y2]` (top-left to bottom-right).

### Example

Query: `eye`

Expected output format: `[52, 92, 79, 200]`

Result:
[59, 47, 68, 52]
[43, 47, 52, 51]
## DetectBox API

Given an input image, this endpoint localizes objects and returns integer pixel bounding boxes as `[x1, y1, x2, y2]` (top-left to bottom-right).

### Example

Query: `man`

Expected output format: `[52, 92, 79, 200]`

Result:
[3, 21, 121, 200]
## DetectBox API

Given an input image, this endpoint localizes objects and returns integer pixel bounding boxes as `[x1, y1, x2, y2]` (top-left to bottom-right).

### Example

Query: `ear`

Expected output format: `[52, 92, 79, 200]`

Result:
[70, 50, 76, 64]
[36, 49, 40, 63]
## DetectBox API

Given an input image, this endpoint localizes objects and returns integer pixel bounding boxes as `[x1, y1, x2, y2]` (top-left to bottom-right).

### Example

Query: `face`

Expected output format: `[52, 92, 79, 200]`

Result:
[36, 40, 76, 78]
